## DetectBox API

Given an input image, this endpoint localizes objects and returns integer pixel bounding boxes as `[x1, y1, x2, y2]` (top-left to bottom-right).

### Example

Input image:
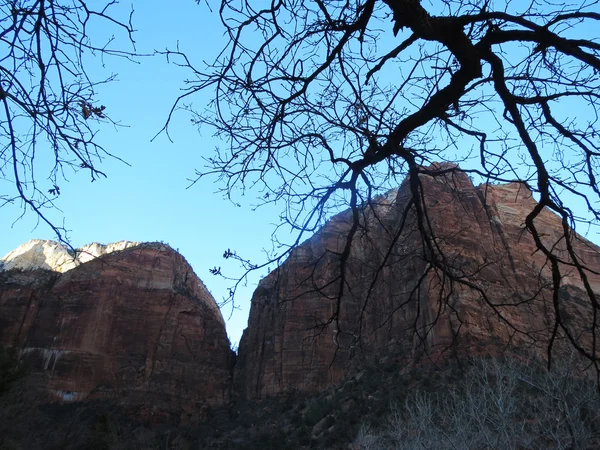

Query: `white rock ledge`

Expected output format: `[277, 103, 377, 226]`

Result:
[1, 239, 139, 273]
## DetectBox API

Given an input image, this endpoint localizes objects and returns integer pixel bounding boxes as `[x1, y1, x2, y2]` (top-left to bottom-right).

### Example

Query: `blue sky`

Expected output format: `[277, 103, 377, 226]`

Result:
[0, 1, 280, 346]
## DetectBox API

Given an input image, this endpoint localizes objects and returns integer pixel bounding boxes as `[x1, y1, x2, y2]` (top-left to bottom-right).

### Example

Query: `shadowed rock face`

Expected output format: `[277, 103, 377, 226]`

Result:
[234, 165, 600, 399]
[0, 243, 234, 424]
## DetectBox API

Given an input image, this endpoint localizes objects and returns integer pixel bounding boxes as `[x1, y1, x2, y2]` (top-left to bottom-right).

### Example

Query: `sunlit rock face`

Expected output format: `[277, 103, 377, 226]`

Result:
[0, 239, 139, 272]
[0, 242, 234, 424]
[234, 164, 600, 399]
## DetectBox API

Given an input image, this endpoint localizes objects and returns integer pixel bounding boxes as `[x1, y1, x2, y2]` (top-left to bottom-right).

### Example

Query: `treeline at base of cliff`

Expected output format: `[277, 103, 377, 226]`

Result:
[2, 349, 600, 450]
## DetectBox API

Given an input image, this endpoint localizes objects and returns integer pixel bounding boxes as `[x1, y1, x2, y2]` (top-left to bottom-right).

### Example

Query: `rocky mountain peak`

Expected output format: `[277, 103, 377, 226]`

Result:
[0, 239, 140, 273]
[234, 168, 600, 398]
[0, 240, 233, 422]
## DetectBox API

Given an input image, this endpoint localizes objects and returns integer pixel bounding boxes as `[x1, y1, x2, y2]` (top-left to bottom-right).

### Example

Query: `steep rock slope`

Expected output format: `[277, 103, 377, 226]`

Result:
[0, 242, 234, 423]
[235, 165, 600, 398]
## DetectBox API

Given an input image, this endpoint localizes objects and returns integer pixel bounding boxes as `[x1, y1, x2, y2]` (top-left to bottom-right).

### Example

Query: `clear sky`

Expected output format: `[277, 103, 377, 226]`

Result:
[0, 1, 281, 346]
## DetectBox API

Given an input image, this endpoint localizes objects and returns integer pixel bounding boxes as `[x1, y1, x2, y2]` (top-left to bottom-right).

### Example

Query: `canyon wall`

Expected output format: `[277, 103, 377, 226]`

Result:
[234, 164, 600, 398]
[0, 241, 234, 423]
[2, 165, 599, 412]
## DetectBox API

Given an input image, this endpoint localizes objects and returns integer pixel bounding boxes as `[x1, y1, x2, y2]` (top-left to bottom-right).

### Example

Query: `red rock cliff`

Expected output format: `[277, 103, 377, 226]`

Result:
[234, 165, 600, 398]
[0, 242, 234, 423]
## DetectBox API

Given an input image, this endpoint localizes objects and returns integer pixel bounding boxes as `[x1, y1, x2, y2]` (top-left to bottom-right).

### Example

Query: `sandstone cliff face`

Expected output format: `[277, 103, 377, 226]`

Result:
[235, 165, 600, 398]
[0, 242, 234, 423]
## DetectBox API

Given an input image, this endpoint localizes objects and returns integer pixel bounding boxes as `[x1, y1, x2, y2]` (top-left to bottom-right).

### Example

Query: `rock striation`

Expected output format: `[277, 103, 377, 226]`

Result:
[234, 164, 600, 398]
[0, 242, 234, 423]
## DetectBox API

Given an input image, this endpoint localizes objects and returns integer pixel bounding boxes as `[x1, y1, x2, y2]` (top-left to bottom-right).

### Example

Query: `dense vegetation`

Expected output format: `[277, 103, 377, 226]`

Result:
[1, 353, 599, 449]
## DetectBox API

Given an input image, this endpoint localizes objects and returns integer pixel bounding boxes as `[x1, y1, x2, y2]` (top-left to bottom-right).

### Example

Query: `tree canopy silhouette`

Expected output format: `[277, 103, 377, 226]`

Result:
[0, 0, 135, 238]
[170, 0, 600, 368]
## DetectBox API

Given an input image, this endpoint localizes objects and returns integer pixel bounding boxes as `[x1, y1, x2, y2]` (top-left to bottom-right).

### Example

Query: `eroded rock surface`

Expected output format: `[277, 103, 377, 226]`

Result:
[0, 242, 234, 423]
[235, 164, 600, 398]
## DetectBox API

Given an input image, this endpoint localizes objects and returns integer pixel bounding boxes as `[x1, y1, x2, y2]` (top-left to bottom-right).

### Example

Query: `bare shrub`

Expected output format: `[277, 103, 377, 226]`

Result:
[356, 357, 600, 450]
